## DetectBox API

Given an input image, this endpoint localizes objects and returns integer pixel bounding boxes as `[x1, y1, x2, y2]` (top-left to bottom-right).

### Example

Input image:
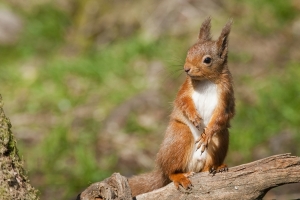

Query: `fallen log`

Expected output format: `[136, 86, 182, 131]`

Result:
[78, 153, 300, 200]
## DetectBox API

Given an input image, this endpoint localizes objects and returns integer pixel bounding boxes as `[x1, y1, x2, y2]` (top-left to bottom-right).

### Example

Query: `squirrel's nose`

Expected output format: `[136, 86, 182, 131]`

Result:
[184, 66, 191, 73]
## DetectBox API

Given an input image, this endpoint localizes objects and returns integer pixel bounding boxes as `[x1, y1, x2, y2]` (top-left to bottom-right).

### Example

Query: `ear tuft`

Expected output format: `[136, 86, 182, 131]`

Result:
[217, 19, 233, 59]
[198, 17, 211, 42]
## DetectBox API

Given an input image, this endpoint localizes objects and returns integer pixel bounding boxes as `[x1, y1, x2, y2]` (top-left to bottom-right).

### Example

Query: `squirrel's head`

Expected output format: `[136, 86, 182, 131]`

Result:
[184, 17, 232, 81]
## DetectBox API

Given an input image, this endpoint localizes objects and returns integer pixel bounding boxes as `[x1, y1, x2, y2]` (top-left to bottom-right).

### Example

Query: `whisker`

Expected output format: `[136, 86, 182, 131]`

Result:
[162, 69, 184, 84]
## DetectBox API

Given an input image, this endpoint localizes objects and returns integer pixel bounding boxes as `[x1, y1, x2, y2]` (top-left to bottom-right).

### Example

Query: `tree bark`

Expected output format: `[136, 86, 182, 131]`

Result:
[78, 153, 300, 200]
[0, 95, 39, 200]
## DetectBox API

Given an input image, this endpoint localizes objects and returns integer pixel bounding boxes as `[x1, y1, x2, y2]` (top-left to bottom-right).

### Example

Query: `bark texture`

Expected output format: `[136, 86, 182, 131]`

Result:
[0, 95, 39, 200]
[78, 153, 300, 200]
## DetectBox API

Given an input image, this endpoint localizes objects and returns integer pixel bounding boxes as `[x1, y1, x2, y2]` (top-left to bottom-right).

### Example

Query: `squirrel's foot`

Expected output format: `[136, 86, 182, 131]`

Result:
[169, 172, 194, 190]
[195, 129, 211, 153]
[209, 164, 228, 176]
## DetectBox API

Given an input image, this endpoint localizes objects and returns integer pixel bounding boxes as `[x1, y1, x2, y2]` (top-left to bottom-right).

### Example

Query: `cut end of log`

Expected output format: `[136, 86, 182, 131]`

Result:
[78, 173, 132, 200]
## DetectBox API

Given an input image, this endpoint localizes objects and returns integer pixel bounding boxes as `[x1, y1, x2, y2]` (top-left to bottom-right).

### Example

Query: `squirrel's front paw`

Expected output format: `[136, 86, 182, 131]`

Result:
[188, 113, 202, 130]
[195, 129, 211, 153]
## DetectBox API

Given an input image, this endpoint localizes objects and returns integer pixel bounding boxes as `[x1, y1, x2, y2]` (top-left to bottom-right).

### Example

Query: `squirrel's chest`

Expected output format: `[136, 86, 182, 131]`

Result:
[186, 81, 218, 172]
[192, 81, 218, 127]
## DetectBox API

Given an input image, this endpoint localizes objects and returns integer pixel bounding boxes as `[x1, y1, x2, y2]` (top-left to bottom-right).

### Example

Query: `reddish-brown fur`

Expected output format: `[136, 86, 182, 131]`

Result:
[128, 17, 235, 197]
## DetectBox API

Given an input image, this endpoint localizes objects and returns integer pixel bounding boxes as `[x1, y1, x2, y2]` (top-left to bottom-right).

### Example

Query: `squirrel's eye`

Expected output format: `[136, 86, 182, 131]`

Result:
[203, 57, 212, 64]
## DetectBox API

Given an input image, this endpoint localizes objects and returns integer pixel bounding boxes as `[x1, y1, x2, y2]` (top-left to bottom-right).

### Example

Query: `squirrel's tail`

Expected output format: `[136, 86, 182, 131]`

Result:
[128, 170, 170, 197]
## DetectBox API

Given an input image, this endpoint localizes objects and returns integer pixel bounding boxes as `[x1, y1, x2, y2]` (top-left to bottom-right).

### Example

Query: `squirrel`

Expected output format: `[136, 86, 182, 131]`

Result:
[128, 17, 235, 197]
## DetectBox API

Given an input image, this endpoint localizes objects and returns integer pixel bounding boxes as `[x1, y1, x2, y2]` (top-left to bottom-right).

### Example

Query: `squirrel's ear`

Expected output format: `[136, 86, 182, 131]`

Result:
[217, 19, 232, 59]
[198, 17, 211, 42]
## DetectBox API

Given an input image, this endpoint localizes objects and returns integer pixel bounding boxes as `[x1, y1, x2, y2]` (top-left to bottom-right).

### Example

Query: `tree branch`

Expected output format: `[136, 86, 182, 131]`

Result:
[78, 153, 300, 200]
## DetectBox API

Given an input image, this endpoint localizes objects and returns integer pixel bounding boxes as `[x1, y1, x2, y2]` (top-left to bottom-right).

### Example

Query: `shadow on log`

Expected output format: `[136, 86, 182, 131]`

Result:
[78, 153, 300, 200]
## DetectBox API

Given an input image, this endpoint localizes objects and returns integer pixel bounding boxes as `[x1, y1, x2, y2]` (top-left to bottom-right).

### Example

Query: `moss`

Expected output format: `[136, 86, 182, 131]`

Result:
[0, 95, 39, 200]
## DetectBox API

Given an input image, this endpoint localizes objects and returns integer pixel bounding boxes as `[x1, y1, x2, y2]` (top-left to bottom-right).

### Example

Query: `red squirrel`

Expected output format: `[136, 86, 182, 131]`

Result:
[128, 17, 235, 197]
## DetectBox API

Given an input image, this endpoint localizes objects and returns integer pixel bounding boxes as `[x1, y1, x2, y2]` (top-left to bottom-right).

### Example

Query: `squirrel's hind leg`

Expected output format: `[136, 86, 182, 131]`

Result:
[169, 172, 195, 189]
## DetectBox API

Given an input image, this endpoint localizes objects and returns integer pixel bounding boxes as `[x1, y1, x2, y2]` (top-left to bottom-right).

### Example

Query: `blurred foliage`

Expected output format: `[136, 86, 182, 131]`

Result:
[0, 0, 300, 199]
[231, 63, 300, 161]
[245, 0, 297, 33]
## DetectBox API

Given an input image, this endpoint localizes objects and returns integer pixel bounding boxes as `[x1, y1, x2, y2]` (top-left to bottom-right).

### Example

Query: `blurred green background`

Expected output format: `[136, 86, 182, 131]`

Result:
[0, 0, 300, 199]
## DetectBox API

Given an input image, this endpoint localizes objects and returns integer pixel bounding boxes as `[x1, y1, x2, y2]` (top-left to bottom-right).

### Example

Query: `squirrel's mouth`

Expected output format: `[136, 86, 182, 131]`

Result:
[187, 73, 210, 81]
[186, 71, 199, 77]
[188, 74, 203, 80]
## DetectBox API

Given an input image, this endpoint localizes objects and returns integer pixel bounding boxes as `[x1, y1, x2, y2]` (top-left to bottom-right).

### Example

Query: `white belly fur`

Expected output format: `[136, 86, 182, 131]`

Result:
[186, 80, 218, 172]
